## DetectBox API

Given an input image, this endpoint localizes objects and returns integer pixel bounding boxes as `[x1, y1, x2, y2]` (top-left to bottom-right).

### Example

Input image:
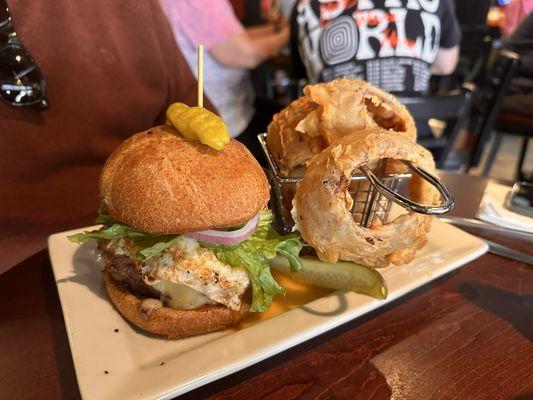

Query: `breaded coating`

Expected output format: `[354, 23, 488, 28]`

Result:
[293, 129, 439, 267]
[266, 78, 416, 173]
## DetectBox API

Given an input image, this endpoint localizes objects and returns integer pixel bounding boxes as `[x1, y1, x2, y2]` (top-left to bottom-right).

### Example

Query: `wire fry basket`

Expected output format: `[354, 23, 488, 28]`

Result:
[258, 133, 454, 235]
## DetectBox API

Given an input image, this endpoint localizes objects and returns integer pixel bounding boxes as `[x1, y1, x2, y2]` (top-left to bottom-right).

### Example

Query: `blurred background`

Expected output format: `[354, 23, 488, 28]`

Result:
[231, 0, 533, 180]
[224, 0, 533, 182]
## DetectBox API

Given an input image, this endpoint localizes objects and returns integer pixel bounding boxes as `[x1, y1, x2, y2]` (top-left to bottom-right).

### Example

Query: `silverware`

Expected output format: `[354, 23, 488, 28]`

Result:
[439, 216, 533, 242]
[440, 216, 533, 264]
[484, 239, 533, 265]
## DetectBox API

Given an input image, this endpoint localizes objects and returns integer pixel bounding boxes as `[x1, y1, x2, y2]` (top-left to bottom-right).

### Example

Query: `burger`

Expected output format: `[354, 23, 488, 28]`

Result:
[69, 123, 303, 338]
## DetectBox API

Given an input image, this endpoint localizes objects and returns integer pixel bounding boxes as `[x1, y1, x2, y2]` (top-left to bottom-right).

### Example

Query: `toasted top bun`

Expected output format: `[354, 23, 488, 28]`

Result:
[104, 273, 250, 338]
[99, 125, 269, 233]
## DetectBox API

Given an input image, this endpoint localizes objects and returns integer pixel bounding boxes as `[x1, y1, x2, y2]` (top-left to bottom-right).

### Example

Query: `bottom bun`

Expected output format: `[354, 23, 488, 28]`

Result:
[104, 273, 250, 338]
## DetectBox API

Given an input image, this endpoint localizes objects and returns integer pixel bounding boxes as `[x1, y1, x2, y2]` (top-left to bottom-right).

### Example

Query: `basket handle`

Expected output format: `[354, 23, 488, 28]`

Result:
[359, 161, 454, 215]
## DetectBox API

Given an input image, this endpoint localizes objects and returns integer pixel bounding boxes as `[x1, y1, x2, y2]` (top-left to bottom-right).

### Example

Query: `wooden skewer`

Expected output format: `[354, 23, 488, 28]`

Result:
[197, 44, 204, 108]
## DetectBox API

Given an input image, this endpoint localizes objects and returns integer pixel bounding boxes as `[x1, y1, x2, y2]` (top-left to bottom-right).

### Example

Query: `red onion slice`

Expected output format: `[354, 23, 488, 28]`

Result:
[185, 214, 260, 245]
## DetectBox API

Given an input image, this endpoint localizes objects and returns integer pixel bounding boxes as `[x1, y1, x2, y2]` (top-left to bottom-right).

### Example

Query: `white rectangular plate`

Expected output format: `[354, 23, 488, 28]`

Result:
[48, 220, 487, 400]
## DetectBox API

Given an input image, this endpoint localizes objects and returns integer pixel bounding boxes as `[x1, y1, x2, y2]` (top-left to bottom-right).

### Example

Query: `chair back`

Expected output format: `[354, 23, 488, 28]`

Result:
[398, 86, 474, 169]
[458, 25, 500, 84]
[467, 48, 520, 169]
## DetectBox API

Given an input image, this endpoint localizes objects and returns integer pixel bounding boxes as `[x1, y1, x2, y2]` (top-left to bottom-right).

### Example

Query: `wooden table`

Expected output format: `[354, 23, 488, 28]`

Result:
[1, 172, 532, 400]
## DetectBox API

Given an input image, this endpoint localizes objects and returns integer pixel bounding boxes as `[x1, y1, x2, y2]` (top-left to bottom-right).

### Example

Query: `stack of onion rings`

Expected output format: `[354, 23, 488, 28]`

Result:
[266, 78, 416, 174]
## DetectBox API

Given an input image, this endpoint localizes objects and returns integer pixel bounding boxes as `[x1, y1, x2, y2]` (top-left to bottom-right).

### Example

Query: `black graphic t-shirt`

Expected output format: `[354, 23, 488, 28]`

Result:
[290, 0, 461, 95]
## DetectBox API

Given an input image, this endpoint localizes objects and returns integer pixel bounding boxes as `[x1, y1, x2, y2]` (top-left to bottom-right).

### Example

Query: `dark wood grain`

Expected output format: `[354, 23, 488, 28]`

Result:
[183, 253, 533, 400]
[0, 251, 80, 400]
[1, 172, 532, 400]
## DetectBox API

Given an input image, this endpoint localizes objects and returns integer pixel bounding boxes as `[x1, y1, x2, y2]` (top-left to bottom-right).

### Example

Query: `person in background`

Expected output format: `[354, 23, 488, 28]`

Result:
[290, 0, 461, 96]
[501, 12, 533, 116]
[0, 0, 211, 273]
[499, 0, 533, 36]
[263, 0, 299, 20]
[159, 0, 289, 159]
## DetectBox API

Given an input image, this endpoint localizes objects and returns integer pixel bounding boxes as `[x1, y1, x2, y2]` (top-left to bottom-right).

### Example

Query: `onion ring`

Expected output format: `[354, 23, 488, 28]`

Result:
[266, 78, 416, 173]
[292, 129, 439, 268]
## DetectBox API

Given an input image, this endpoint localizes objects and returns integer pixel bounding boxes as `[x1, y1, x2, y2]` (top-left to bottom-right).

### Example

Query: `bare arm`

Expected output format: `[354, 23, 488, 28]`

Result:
[431, 45, 460, 75]
[246, 24, 278, 38]
[210, 25, 289, 69]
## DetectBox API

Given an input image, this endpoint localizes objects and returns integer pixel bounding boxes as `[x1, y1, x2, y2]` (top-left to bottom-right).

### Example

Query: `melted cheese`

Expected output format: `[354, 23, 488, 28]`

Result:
[151, 280, 214, 310]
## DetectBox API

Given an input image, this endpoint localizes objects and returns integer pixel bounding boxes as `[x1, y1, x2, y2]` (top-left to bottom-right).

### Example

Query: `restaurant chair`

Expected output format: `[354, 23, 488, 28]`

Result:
[458, 25, 501, 84]
[465, 49, 520, 171]
[398, 85, 474, 169]
[429, 26, 499, 95]
[481, 112, 533, 180]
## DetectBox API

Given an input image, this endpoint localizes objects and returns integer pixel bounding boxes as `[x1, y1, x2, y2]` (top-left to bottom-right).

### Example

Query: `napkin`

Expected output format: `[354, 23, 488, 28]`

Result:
[476, 182, 533, 234]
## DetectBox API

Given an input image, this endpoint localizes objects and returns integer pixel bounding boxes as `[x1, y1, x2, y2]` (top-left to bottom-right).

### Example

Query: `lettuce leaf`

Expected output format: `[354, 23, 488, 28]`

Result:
[67, 207, 179, 260]
[202, 210, 303, 312]
[68, 207, 303, 312]
[68, 225, 180, 260]
[94, 201, 117, 226]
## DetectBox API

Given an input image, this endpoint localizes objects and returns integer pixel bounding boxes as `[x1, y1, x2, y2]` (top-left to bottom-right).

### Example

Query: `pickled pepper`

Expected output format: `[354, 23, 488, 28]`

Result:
[166, 102, 230, 150]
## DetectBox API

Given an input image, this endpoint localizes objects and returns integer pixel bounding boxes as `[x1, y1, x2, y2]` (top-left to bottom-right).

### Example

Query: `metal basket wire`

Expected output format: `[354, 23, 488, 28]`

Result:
[258, 133, 454, 235]
[350, 160, 406, 228]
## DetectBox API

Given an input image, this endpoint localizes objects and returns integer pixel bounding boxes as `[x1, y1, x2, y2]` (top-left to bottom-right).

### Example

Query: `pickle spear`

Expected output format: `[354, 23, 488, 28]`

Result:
[166, 102, 230, 151]
[269, 256, 388, 299]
